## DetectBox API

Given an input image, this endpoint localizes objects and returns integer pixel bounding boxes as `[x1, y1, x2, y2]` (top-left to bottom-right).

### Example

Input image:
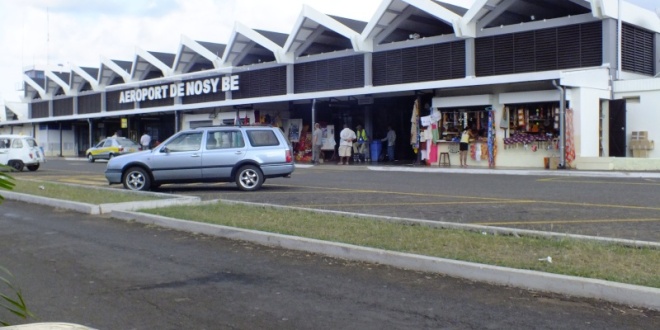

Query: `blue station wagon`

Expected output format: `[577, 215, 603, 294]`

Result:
[104, 125, 294, 191]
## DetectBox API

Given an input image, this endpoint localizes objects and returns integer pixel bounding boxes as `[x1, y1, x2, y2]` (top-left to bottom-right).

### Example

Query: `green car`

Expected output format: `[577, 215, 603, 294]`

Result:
[85, 137, 141, 162]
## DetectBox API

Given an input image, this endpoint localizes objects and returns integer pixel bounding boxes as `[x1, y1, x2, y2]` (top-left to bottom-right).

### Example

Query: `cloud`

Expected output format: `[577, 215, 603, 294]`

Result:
[19, 0, 181, 18]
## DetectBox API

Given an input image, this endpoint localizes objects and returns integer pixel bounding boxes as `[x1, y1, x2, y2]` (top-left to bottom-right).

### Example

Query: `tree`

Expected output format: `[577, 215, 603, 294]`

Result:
[0, 167, 33, 326]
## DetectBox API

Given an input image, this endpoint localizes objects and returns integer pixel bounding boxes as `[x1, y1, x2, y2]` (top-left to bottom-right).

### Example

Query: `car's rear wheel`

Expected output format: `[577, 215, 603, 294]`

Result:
[123, 167, 151, 191]
[8, 160, 24, 172]
[235, 165, 263, 191]
[109, 153, 115, 159]
[27, 164, 40, 171]
[87, 154, 95, 163]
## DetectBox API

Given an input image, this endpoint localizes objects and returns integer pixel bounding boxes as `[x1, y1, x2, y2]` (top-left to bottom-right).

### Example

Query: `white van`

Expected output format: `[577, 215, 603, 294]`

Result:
[0, 135, 46, 171]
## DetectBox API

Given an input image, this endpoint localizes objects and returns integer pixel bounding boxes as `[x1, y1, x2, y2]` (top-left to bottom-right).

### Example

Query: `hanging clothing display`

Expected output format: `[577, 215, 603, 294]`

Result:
[487, 109, 496, 168]
[410, 99, 420, 152]
[565, 108, 576, 167]
[428, 123, 439, 163]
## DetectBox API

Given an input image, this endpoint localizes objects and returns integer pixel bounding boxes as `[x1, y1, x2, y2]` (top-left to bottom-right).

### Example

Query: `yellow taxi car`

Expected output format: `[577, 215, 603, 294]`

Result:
[85, 137, 141, 162]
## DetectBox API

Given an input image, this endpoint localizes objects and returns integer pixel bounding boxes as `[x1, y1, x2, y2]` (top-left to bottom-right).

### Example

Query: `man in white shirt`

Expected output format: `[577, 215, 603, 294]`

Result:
[338, 124, 356, 165]
[312, 123, 323, 165]
[140, 132, 152, 150]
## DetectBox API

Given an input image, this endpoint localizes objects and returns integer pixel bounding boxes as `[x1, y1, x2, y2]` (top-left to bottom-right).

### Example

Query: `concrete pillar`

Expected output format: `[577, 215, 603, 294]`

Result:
[364, 53, 373, 87]
[287, 64, 294, 94]
[465, 38, 475, 77]
[602, 19, 618, 79]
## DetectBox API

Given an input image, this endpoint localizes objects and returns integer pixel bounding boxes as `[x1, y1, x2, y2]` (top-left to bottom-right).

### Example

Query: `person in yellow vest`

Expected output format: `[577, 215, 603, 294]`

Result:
[352, 124, 369, 163]
[460, 126, 474, 167]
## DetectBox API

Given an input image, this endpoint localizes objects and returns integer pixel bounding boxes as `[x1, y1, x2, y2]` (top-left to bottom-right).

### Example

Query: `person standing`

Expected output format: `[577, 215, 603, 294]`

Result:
[312, 123, 323, 165]
[459, 127, 473, 167]
[339, 123, 356, 165]
[381, 125, 396, 162]
[352, 124, 368, 163]
[140, 131, 152, 150]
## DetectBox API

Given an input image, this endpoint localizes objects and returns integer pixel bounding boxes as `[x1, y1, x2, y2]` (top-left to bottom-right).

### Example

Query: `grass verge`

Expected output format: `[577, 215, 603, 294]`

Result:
[11, 180, 162, 204]
[141, 202, 660, 288]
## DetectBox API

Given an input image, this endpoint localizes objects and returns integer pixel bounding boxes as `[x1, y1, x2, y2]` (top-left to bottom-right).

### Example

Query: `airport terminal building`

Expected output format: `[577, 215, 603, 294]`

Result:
[2, 0, 659, 169]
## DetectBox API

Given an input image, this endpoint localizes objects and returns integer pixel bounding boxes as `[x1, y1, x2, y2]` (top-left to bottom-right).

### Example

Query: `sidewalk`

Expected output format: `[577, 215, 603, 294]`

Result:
[300, 161, 660, 179]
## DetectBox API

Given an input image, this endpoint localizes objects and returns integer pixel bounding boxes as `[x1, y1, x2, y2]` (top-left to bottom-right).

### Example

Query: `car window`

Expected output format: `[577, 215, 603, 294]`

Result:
[12, 139, 23, 148]
[103, 140, 114, 147]
[117, 138, 139, 147]
[208, 130, 244, 149]
[165, 132, 202, 152]
[0, 139, 10, 149]
[26, 139, 38, 147]
[95, 140, 105, 148]
[247, 130, 280, 147]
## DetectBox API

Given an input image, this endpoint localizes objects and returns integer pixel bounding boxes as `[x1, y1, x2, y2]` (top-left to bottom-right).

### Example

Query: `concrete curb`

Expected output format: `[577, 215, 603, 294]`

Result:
[366, 166, 660, 178]
[4, 191, 103, 214]
[99, 196, 201, 214]
[111, 209, 660, 311]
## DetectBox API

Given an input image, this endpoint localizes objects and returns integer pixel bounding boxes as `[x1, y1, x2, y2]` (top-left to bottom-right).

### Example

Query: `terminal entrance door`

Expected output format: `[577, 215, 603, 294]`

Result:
[608, 99, 626, 157]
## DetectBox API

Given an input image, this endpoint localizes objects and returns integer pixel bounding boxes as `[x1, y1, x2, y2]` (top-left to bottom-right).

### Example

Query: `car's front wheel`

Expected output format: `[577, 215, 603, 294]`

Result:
[87, 154, 95, 163]
[123, 167, 151, 191]
[27, 164, 40, 171]
[235, 165, 264, 191]
[8, 160, 24, 172]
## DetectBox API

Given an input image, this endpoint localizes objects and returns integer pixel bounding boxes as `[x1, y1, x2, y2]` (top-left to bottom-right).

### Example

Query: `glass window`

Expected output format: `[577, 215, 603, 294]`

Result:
[247, 130, 279, 147]
[209, 130, 244, 149]
[26, 139, 38, 147]
[165, 132, 203, 152]
[12, 139, 23, 148]
[116, 138, 139, 147]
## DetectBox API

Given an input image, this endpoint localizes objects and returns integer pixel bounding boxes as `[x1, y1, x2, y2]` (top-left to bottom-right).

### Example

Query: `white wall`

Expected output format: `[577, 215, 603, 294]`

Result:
[39, 127, 76, 157]
[572, 87, 612, 158]
[614, 79, 660, 158]
[623, 93, 659, 158]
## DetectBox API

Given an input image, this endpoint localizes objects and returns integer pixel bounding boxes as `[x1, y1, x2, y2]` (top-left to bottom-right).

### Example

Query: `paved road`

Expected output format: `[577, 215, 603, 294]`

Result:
[17, 159, 660, 242]
[1, 200, 658, 329]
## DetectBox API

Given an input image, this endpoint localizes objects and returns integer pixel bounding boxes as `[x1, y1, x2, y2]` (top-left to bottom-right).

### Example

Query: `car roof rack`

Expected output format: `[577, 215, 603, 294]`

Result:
[193, 124, 274, 130]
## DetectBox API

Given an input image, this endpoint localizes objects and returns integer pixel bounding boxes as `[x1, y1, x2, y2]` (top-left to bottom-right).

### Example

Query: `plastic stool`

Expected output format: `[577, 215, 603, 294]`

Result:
[439, 152, 451, 166]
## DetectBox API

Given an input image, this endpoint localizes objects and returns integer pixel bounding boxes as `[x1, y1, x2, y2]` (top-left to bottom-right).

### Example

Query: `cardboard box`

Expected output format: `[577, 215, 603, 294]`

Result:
[548, 157, 559, 169]
[632, 131, 648, 140]
[632, 150, 649, 158]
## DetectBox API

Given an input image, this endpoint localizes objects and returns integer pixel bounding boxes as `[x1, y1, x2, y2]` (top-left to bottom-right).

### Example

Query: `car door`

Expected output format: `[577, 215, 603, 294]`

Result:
[0, 138, 10, 165]
[10, 138, 24, 162]
[149, 131, 203, 181]
[96, 139, 114, 159]
[201, 129, 247, 179]
[25, 138, 45, 163]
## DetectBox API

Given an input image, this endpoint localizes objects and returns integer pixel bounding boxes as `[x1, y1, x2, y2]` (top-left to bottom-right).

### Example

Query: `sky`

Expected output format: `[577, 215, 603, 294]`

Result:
[0, 0, 658, 108]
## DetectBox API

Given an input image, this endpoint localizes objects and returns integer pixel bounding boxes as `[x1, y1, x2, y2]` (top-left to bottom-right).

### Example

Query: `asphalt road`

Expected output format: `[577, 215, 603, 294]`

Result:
[18, 158, 660, 242]
[2, 200, 658, 329]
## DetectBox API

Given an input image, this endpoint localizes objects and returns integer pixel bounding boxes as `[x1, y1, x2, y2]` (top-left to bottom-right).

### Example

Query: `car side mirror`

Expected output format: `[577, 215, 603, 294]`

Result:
[160, 147, 170, 154]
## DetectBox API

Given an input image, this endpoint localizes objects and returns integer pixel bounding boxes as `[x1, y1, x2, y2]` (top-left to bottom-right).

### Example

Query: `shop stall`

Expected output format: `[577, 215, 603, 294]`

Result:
[429, 95, 571, 169]
[424, 105, 497, 168]
[500, 102, 574, 169]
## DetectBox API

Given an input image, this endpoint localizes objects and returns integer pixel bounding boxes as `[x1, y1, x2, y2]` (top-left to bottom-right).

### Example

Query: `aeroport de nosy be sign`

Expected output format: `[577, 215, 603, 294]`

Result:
[118, 75, 239, 104]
